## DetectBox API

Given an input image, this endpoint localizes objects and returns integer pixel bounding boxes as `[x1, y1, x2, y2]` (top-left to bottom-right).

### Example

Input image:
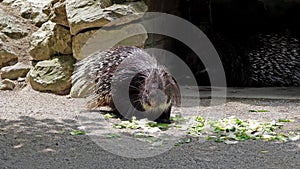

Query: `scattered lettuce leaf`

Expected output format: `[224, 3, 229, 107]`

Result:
[70, 130, 86, 135]
[188, 116, 298, 143]
[249, 109, 270, 112]
[260, 150, 268, 154]
[278, 119, 294, 122]
[104, 113, 116, 119]
[106, 133, 121, 138]
[171, 114, 185, 123]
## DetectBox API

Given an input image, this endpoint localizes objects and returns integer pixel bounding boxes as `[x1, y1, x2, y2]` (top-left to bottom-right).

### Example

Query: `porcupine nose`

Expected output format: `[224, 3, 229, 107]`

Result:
[148, 89, 167, 108]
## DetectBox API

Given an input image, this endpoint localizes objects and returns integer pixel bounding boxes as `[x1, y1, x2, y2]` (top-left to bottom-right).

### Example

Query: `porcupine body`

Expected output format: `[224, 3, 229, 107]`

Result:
[72, 46, 180, 123]
[206, 30, 300, 86]
[248, 33, 300, 86]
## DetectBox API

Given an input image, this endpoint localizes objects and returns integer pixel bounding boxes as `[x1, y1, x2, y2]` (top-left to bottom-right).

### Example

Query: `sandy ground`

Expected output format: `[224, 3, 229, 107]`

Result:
[0, 86, 299, 169]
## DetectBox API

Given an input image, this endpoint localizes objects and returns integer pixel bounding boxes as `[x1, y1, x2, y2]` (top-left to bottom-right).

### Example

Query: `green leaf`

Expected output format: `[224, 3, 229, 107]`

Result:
[170, 114, 185, 123]
[106, 133, 121, 138]
[215, 138, 224, 143]
[249, 109, 270, 112]
[175, 137, 192, 146]
[260, 150, 268, 154]
[113, 120, 141, 129]
[278, 119, 294, 123]
[156, 123, 170, 130]
[235, 118, 243, 125]
[70, 130, 86, 135]
[289, 135, 300, 141]
[147, 122, 170, 130]
[104, 113, 115, 119]
[196, 116, 205, 123]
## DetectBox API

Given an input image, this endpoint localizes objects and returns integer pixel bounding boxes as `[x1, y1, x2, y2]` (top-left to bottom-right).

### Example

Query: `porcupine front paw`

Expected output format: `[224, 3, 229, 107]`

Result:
[154, 106, 171, 124]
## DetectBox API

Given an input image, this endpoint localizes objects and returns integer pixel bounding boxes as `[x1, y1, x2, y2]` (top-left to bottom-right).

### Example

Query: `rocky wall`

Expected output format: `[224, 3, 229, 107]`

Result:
[0, 0, 149, 94]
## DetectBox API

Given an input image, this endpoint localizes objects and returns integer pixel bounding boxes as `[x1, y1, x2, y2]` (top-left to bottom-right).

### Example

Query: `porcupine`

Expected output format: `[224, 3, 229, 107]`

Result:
[72, 46, 180, 123]
[248, 33, 300, 86]
[206, 30, 300, 86]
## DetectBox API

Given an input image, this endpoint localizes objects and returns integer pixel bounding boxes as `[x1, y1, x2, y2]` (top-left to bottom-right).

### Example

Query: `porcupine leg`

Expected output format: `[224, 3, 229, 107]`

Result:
[155, 106, 171, 124]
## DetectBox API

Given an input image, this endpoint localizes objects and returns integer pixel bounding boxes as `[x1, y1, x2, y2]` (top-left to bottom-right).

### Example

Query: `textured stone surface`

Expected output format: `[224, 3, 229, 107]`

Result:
[29, 21, 72, 61]
[0, 62, 32, 80]
[43, 0, 69, 27]
[0, 78, 15, 90]
[28, 55, 75, 95]
[73, 23, 147, 60]
[1, 0, 17, 6]
[72, 30, 97, 60]
[22, 2, 49, 25]
[0, 32, 8, 42]
[66, 0, 147, 35]
[2, 0, 50, 27]
[0, 39, 18, 68]
[0, 8, 29, 39]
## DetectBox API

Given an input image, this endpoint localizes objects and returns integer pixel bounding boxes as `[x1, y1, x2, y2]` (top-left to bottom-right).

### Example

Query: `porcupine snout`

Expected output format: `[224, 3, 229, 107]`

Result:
[143, 88, 168, 108]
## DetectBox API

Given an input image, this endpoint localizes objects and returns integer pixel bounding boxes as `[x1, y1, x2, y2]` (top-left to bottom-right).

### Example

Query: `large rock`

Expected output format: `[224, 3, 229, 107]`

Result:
[66, 0, 148, 35]
[73, 23, 147, 60]
[20, 2, 49, 27]
[0, 78, 16, 90]
[42, 0, 69, 27]
[28, 55, 75, 95]
[1, 0, 17, 6]
[29, 21, 72, 61]
[0, 33, 8, 42]
[0, 8, 29, 39]
[72, 29, 96, 60]
[0, 62, 32, 80]
[0, 39, 18, 68]
[2, 0, 50, 27]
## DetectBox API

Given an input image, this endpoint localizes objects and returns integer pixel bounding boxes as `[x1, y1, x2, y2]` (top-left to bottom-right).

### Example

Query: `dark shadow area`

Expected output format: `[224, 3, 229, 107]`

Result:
[146, 0, 300, 87]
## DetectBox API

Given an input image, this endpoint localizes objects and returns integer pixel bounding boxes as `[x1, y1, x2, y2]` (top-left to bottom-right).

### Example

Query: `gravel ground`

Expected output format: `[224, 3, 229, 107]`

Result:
[0, 86, 299, 169]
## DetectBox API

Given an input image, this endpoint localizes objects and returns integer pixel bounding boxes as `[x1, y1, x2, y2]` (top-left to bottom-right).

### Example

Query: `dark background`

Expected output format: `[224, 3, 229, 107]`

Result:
[146, 0, 300, 87]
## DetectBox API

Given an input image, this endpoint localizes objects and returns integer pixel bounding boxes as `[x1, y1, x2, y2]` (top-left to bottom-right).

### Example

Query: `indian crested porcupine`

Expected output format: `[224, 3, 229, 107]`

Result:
[72, 46, 180, 123]
[206, 30, 300, 87]
[248, 33, 300, 86]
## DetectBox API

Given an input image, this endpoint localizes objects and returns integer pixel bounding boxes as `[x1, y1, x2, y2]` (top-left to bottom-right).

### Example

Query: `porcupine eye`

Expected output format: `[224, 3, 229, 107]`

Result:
[143, 89, 151, 106]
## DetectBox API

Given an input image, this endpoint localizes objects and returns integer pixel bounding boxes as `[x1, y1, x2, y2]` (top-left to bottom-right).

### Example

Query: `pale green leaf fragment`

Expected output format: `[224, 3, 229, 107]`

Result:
[289, 135, 300, 141]
[224, 140, 239, 144]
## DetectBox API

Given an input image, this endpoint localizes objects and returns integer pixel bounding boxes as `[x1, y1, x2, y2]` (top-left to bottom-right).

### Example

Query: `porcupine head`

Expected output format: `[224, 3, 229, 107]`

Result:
[140, 66, 180, 121]
[128, 66, 181, 122]
[111, 51, 181, 122]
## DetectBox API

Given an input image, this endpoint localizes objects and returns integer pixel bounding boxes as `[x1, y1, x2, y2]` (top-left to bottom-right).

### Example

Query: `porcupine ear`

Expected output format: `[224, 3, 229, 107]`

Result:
[170, 76, 181, 107]
[160, 66, 181, 106]
[165, 69, 181, 106]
